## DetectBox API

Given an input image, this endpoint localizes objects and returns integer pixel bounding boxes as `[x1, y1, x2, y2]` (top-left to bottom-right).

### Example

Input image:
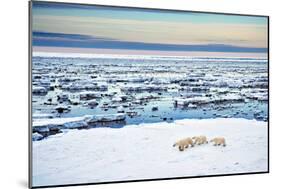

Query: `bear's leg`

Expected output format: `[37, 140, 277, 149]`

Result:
[179, 146, 184, 151]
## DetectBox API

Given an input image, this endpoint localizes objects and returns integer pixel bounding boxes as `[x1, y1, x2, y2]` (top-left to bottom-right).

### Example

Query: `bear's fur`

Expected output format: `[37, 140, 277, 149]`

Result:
[173, 137, 194, 151]
[192, 135, 208, 145]
[210, 137, 226, 146]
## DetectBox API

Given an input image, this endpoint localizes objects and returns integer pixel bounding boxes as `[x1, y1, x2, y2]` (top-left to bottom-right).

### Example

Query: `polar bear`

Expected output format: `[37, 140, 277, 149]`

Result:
[210, 137, 226, 147]
[192, 135, 208, 145]
[173, 137, 194, 151]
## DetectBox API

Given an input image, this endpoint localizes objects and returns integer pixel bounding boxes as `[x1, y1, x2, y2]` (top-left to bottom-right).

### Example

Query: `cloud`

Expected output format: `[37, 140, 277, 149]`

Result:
[33, 31, 267, 53]
[33, 14, 268, 48]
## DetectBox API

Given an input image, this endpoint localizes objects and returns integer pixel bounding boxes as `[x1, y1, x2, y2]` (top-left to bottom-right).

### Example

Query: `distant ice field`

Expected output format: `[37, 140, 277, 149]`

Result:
[32, 54, 268, 131]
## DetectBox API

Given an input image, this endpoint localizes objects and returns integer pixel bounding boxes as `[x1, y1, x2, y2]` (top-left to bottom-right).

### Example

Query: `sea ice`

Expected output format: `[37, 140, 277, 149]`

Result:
[32, 118, 268, 186]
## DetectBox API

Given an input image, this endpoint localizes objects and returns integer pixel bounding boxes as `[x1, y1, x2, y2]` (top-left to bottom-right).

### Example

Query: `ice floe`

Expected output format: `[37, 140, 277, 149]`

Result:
[33, 113, 127, 139]
[32, 86, 48, 95]
[32, 118, 268, 186]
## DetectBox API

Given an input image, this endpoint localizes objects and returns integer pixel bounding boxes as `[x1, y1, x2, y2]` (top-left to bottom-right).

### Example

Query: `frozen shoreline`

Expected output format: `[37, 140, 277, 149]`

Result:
[33, 118, 268, 187]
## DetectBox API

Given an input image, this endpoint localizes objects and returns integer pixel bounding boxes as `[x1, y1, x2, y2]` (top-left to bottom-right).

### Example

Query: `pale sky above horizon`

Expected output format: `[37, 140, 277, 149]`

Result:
[32, 2, 268, 53]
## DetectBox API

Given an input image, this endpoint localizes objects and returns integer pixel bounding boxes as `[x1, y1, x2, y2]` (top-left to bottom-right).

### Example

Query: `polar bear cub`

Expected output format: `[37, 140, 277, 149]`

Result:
[192, 135, 208, 145]
[173, 137, 194, 151]
[210, 137, 226, 147]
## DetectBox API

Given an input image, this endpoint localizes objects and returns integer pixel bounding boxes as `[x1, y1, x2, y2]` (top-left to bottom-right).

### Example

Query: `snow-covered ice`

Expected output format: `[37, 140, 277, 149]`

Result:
[32, 86, 48, 95]
[31, 54, 268, 186]
[32, 118, 268, 187]
[32, 133, 44, 141]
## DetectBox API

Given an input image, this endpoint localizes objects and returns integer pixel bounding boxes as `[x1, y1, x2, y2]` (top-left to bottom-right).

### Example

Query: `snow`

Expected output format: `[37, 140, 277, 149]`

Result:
[175, 93, 244, 107]
[117, 106, 125, 113]
[32, 118, 268, 187]
[174, 97, 210, 106]
[33, 117, 86, 127]
[188, 103, 197, 108]
[112, 96, 123, 102]
[93, 113, 126, 122]
[212, 93, 244, 103]
[33, 113, 54, 119]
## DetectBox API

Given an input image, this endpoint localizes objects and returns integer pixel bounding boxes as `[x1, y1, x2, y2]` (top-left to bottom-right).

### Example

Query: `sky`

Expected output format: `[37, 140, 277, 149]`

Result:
[32, 1, 268, 55]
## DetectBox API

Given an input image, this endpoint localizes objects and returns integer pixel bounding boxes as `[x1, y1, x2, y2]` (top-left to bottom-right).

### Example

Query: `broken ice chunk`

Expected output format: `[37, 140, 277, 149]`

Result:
[117, 106, 125, 113]
[32, 132, 44, 141]
[88, 99, 99, 107]
[57, 94, 69, 102]
[79, 91, 102, 100]
[63, 120, 88, 129]
[55, 105, 71, 113]
[32, 86, 48, 95]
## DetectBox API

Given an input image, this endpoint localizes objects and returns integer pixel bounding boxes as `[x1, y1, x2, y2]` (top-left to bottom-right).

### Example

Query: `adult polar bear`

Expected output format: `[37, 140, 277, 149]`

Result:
[173, 137, 194, 151]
